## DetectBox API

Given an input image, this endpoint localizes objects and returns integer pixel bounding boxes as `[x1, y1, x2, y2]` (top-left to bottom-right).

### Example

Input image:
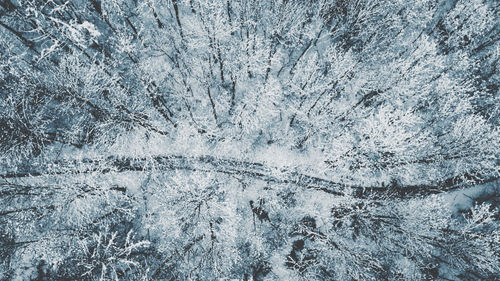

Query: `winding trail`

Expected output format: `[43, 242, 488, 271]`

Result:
[1, 155, 497, 199]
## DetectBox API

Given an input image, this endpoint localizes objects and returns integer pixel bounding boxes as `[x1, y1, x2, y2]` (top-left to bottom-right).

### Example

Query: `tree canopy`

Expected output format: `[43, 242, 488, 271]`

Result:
[0, 0, 499, 280]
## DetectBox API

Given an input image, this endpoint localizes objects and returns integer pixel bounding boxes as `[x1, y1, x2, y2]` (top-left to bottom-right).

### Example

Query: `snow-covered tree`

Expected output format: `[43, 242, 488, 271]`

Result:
[0, 0, 498, 280]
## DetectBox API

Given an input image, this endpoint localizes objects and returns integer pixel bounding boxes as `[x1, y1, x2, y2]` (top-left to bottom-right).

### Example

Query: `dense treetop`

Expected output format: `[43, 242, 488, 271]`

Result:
[0, 0, 498, 280]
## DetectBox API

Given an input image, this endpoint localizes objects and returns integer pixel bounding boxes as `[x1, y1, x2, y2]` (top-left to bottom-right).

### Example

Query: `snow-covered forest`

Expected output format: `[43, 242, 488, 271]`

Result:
[0, 0, 498, 280]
